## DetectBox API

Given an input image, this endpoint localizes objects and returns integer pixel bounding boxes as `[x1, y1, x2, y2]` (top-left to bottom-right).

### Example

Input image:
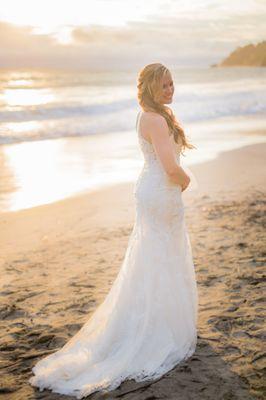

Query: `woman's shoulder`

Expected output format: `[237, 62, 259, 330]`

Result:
[140, 111, 166, 126]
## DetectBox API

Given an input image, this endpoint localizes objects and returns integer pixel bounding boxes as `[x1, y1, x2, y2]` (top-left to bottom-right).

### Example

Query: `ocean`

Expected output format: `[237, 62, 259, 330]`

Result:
[0, 67, 265, 212]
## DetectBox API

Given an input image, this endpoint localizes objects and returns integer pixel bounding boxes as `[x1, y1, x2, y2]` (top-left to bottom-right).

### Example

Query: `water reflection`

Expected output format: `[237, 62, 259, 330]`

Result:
[0, 133, 142, 212]
[4, 121, 41, 133]
[2, 88, 54, 106]
[7, 79, 34, 88]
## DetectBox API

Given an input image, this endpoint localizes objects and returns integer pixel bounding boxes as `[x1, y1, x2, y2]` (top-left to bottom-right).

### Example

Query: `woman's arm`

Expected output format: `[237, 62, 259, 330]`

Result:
[144, 114, 190, 190]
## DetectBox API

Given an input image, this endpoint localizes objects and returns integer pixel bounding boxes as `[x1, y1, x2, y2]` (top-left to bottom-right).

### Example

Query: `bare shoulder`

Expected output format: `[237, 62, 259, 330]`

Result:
[139, 111, 169, 144]
[141, 111, 167, 129]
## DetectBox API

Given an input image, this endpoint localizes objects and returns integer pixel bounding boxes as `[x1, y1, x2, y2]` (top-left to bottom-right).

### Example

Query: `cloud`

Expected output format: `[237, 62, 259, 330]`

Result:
[0, 4, 265, 72]
[71, 26, 135, 44]
[0, 21, 81, 69]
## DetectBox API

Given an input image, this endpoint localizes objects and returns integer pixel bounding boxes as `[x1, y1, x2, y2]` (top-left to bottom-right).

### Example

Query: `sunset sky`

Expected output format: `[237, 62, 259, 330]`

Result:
[0, 0, 265, 70]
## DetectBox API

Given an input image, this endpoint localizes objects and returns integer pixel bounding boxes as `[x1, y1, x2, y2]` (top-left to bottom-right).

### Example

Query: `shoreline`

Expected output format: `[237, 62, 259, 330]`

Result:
[0, 113, 265, 213]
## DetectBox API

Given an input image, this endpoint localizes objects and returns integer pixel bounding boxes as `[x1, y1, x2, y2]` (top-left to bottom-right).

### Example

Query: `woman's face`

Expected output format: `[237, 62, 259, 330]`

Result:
[155, 72, 174, 104]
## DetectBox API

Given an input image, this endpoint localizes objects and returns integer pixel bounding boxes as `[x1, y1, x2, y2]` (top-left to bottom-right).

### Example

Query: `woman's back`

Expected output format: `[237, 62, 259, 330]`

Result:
[135, 110, 183, 199]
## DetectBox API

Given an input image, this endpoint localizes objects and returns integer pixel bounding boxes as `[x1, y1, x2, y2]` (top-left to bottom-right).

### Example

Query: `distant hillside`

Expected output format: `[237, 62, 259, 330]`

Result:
[211, 41, 266, 67]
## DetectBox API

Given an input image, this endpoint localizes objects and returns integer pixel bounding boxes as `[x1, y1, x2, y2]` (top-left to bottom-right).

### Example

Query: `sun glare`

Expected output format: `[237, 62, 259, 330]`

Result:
[2, 88, 55, 107]
[0, 0, 155, 34]
[4, 121, 41, 134]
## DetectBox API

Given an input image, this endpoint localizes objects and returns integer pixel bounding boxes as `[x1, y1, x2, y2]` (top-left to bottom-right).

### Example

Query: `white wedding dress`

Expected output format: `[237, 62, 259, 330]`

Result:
[29, 110, 198, 399]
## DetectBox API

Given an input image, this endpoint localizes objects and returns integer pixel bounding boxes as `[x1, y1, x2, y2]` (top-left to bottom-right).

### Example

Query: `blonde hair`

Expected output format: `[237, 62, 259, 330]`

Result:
[137, 63, 195, 153]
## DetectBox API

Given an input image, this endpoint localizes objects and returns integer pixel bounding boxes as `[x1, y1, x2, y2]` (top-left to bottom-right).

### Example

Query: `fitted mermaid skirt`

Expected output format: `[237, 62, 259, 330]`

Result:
[29, 114, 198, 399]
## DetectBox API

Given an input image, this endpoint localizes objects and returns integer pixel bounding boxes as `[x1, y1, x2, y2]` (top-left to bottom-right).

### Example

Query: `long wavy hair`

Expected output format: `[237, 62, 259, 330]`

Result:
[137, 63, 195, 153]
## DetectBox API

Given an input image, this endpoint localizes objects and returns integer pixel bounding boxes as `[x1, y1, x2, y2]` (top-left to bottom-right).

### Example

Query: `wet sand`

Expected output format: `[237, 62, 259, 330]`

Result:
[0, 142, 265, 399]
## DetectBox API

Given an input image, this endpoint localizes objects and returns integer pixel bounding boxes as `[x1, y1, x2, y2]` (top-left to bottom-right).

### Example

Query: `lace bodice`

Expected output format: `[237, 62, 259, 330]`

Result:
[136, 110, 182, 168]
[134, 111, 183, 195]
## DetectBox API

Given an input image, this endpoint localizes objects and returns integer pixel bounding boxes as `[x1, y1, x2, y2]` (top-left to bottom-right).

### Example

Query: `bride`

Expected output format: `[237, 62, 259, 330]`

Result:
[29, 63, 198, 399]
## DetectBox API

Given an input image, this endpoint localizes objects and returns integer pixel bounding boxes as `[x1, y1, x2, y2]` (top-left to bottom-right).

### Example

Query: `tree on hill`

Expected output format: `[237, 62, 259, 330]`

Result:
[211, 41, 266, 67]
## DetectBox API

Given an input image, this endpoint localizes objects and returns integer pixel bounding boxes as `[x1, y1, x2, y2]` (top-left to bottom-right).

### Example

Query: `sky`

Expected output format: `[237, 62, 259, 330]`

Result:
[0, 0, 265, 71]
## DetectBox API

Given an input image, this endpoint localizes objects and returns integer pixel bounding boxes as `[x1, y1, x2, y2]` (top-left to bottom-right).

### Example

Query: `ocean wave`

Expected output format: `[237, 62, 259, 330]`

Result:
[1, 67, 266, 145]
[0, 98, 136, 123]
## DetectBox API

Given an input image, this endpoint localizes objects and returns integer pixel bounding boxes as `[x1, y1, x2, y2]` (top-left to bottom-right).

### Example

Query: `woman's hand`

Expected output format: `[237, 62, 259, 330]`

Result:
[181, 174, 191, 192]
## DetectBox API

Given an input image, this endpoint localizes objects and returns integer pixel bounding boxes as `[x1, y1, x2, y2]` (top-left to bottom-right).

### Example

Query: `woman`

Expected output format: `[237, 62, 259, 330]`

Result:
[29, 63, 198, 399]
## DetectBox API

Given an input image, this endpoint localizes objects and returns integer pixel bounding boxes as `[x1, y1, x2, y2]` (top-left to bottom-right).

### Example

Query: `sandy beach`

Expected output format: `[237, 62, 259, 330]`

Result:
[0, 142, 265, 399]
